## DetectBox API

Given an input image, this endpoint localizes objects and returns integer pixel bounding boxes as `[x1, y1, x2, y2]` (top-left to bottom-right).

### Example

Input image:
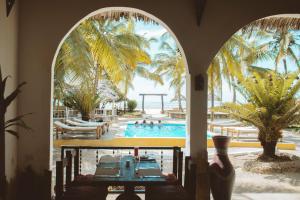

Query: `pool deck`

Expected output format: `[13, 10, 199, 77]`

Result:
[54, 115, 297, 150]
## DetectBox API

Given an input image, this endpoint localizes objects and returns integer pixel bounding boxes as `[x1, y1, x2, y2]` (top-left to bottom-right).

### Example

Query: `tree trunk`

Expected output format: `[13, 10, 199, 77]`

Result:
[94, 64, 100, 95]
[283, 59, 288, 74]
[232, 86, 236, 103]
[211, 82, 215, 121]
[261, 141, 277, 158]
[53, 98, 57, 109]
[81, 112, 90, 121]
[178, 89, 183, 112]
[123, 100, 127, 113]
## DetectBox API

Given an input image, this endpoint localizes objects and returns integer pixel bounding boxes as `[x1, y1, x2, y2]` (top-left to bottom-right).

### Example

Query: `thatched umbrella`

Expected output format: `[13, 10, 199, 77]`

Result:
[243, 15, 300, 33]
[92, 10, 158, 24]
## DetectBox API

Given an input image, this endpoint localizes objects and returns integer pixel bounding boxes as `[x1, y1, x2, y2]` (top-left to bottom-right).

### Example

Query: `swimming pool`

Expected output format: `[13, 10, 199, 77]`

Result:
[124, 123, 212, 138]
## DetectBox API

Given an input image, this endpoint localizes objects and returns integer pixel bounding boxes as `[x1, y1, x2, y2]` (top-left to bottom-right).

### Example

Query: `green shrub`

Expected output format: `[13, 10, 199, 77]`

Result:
[127, 100, 137, 112]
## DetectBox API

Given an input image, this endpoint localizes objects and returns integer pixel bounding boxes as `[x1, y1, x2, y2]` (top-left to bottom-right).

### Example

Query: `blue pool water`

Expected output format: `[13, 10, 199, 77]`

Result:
[124, 123, 212, 138]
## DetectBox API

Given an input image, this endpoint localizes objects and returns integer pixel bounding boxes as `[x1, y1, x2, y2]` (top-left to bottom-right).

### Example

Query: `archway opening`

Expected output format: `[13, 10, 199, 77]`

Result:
[207, 15, 300, 198]
[50, 7, 190, 197]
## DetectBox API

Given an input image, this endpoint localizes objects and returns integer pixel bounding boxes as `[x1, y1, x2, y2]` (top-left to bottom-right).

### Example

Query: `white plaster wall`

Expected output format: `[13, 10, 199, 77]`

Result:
[0, 0, 19, 198]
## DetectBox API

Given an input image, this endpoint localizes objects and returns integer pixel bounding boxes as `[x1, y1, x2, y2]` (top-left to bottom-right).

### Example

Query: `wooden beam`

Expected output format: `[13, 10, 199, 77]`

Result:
[196, 0, 207, 26]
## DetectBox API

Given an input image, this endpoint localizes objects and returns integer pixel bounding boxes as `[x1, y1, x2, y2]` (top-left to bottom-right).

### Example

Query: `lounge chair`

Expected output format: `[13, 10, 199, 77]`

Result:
[73, 118, 110, 130]
[54, 121, 102, 139]
[226, 126, 258, 140]
[72, 118, 110, 125]
[66, 119, 109, 134]
[208, 121, 244, 134]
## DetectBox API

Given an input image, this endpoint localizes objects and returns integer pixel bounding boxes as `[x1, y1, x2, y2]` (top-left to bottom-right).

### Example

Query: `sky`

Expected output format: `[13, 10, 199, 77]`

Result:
[127, 21, 300, 109]
[128, 22, 300, 107]
[126, 21, 186, 108]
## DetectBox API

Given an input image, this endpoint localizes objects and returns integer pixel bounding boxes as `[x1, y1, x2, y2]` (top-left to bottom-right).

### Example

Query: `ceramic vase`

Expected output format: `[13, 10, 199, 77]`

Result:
[209, 136, 235, 200]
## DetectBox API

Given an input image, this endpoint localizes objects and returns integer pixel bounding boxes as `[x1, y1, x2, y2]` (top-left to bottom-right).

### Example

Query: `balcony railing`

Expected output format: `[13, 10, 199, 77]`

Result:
[60, 146, 184, 182]
[53, 108, 116, 120]
[55, 146, 191, 199]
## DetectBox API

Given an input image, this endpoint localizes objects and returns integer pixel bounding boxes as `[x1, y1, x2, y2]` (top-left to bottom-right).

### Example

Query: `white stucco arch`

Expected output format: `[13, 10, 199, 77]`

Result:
[49, 7, 192, 166]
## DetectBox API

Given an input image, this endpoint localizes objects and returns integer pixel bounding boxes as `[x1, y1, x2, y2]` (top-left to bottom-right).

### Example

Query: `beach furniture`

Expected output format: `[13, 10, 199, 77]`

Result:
[94, 114, 118, 122]
[54, 121, 102, 139]
[66, 119, 109, 133]
[226, 126, 258, 140]
[73, 118, 111, 128]
[208, 120, 244, 134]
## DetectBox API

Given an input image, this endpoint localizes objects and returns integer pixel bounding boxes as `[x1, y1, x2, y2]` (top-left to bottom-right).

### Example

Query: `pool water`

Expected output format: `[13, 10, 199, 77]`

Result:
[124, 123, 213, 138]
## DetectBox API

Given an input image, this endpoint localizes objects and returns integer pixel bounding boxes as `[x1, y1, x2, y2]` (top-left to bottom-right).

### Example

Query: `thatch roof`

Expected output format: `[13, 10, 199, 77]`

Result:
[243, 16, 300, 32]
[91, 10, 158, 24]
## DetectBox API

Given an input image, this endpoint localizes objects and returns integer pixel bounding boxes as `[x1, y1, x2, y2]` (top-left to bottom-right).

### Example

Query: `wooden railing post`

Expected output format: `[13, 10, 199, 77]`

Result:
[184, 156, 191, 188]
[74, 148, 79, 177]
[173, 147, 180, 176]
[177, 150, 183, 185]
[66, 151, 72, 186]
[55, 161, 64, 200]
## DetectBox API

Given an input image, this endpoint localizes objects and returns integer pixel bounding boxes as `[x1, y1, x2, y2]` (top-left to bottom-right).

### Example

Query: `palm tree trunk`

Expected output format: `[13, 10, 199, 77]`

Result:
[81, 111, 90, 121]
[56, 98, 60, 111]
[94, 64, 100, 96]
[220, 79, 223, 102]
[53, 98, 57, 109]
[92, 64, 100, 119]
[123, 100, 127, 113]
[261, 140, 277, 158]
[178, 88, 183, 112]
[233, 87, 236, 103]
[210, 74, 215, 121]
[211, 87, 215, 121]
[283, 59, 288, 74]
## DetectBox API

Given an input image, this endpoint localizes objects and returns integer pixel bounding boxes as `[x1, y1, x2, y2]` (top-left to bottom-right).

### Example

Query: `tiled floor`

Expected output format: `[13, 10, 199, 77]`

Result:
[107, 193, 300, 200]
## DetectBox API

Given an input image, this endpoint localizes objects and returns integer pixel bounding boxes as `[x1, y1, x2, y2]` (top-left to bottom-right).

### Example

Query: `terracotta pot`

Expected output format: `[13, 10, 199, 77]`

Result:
[209, 136, 235, 200]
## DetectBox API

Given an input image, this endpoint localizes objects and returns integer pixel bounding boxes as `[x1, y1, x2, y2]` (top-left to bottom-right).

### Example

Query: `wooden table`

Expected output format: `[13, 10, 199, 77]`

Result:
[93, 155, 170, 200]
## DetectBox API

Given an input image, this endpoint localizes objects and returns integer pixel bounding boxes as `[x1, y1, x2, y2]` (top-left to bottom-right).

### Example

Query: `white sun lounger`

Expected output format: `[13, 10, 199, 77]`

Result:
[54, 121, 102, 139]
[225, 126, 259, 140]
[208, 121, 245, 134]
[66, 119, 109, 133]
[72, 118, 111, 125]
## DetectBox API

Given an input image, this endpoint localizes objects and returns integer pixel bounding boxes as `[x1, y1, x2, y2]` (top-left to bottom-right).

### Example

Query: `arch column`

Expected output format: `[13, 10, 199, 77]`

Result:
[188, 69, 210, 200]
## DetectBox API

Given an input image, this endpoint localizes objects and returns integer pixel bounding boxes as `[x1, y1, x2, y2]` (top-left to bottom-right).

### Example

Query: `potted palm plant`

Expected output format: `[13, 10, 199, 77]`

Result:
[213, 70, 300, 160]
[0, 67, 30, 200]
[63, 85, 100, 121]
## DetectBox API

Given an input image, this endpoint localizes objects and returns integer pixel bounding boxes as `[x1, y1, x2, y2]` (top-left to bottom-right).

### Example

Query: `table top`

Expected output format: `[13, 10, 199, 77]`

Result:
[93, 155, 168, 186]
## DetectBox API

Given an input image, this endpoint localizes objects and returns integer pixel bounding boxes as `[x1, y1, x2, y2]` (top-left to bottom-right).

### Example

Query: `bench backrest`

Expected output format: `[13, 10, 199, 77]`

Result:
[56, 150, 76, 200]
[184, 156, 197, 200]
[172, 147, 184, 185]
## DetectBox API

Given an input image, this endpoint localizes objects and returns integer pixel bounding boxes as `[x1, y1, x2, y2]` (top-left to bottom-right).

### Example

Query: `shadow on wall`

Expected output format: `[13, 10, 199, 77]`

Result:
[17, 167, 52, 200]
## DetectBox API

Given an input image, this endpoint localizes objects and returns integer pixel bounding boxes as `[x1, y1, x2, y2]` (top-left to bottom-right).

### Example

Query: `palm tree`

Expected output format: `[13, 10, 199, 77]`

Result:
[207, 57, 222, 121]
[208, 31, 253, 115]
[213, 70, 300, 159]
[253, 30, 300, 73]
[153, 33, 186, 111]
[243, 17, 300, 74]
[63, 83, 100, 121]
[55, 17, 154, 116]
